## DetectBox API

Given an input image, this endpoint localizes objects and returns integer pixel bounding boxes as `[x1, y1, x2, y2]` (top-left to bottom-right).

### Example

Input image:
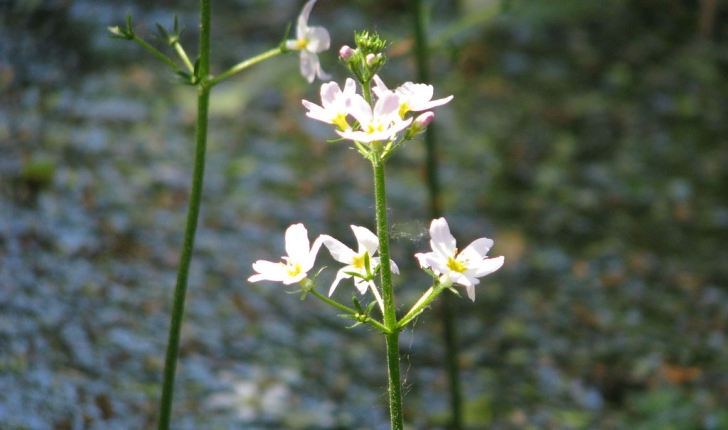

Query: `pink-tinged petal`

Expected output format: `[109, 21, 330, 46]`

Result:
[416, 95, 453, 111]
[343, 78, 357, 96]
[345, 94, 373, 125]
[284, 223, 310, 263]
[371, 75, 392, 98]
[303, 100, 333, 124]
[321, 235, 357, 264]
[373, 92, 401, 123]
[459, 237, 494, 261]
[429, 218, 457, 259]
[320, 81, 342, 107]
[472, 255, 504, 277]
[316, 61, 331, 81]
[305, 26, 330, 53]
[351, 225, 379, 256]
[329, 267, 353, 296]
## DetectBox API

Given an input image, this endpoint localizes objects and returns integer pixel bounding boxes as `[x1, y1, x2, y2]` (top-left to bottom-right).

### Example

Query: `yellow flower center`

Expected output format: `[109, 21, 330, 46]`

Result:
[446, 256, 466, 273]
[286, 262, 303, 277]
[366, 122, 385, 134]
[295, 39, 308, 50]
[351, 253, 367, 270]
[398, 102, 411, 118]
[332, 112, 350, 130]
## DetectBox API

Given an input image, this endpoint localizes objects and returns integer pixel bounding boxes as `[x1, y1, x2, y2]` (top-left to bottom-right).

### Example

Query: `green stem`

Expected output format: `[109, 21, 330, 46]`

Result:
[411, 0, 462, 427]
[132, 35, 184, 74]
[372, 158, 404, 430]
[157, 0, 211, 429]
[209, 47, 283, 87]
[397, 283, 445, 329]
[173, 41, 195, 74]
[309, 290, 390, 334]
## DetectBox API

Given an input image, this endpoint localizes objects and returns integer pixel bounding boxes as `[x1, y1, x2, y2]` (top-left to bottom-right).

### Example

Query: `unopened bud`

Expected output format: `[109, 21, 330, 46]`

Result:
[366, 53, 377, 65]
[404, 112, 435, 139]
[339, 45, 355, 61]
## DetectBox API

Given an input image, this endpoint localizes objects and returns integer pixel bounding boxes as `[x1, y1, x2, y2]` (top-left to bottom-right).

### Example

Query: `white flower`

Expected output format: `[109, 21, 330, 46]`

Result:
[285, 0, 331, 83]
[372, 75, 453, 118]
[415, 218, 504, 301]
[248, 224, 323, 285]
[335, 92, 412, 143]
[302, 78, 357, 130]
[321, 225, 399, 296]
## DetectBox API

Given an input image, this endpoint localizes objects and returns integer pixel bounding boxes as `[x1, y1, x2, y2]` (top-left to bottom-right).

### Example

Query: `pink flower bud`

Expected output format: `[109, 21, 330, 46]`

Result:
[339, 45, 355, 60]
[366, 53, 377, 65]
[414, 111, 435, 128]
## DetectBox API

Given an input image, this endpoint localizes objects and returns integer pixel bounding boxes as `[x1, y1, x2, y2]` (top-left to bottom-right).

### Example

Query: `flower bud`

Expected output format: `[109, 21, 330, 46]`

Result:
[404, 112, 435, 139]
[366, 53, 377, 65]
[339, 45, 355, 61]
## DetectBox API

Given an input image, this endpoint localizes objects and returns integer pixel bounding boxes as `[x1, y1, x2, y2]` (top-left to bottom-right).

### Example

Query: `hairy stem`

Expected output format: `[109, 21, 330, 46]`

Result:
[372, 158, 403, 429]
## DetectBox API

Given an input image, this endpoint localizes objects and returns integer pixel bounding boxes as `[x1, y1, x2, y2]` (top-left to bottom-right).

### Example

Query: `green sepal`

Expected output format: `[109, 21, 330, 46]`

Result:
[352, 296, 365, 314]
[107, 10, 135, 40]
[279, 23, 293, 53]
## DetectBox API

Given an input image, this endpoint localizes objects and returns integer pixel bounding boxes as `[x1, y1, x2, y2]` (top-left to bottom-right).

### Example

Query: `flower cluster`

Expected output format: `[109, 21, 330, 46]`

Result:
[303, 75, 453, 144]
[249, 219, 502, 302]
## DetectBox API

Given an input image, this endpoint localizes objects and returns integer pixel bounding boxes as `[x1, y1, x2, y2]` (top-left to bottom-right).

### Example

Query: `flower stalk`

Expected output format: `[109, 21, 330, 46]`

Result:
[156, 1, 211, 429]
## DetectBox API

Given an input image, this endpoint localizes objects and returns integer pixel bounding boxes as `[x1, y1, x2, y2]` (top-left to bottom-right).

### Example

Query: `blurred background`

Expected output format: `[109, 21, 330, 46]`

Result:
[2, 0, 728, 428]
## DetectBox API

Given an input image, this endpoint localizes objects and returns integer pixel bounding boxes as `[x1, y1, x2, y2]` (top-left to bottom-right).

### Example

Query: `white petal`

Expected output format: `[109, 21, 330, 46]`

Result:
[465, 284, 476, 301]
[299, 50, 316, 83]
[249, 260, 288, 283]
[321, 235, 356, 264]
[415, 95, 453, 111]
[353, 277, 371, 294]
[472, 255, 504, 277]
[284, 223, 310, 262]
[343, 78, 357, 96]
[459, 237, 494, 260]
[429, 218, 457, 259]
[305, 26, 330, 53]
[301, 235, 324, 273]
[351, 225, 379, 256]
[296, 0, 317, 39]
[329, 268, 352, 296]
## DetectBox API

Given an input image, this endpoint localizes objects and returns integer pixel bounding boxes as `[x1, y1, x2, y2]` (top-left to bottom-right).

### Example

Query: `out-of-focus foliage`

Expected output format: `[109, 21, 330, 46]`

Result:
[432, 0, 728, 427]
[2, 0, 727, 428]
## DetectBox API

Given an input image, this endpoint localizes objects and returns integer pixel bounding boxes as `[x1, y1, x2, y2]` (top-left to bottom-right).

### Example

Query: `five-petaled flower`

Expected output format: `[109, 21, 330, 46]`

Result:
[335, 92, 412, 143]
[415, 218, 504, 301]
[286, 0, 331, 83]
[321, 225, 399, 296]
[248, 223, 323, 285]
[302, 78, 357, 131]
[372, 75, 453, 118]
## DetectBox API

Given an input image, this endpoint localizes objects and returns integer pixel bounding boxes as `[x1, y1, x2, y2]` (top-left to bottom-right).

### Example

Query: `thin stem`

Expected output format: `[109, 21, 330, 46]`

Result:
[132, 35, 184, 74]
[156, 0, 212, 429]
[368, 283, 385, 315]
[309, 290, 390, 334]
[173, 41, 195, 74]
[209, 47, 284, 87]
[372, 158, 404, 430]
[397, 284, 447, 329]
